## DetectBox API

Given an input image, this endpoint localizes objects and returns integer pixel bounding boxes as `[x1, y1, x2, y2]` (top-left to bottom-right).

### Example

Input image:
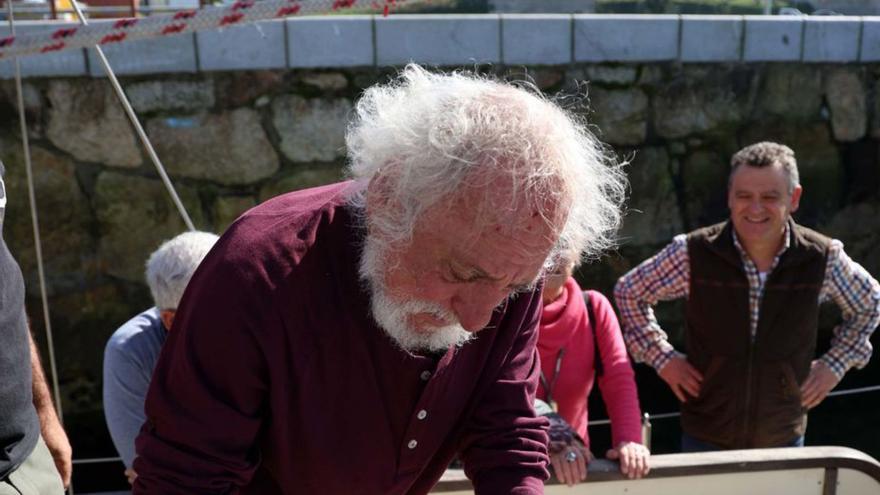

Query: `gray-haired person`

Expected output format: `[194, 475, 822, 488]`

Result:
[133, 64, 626, 494]
[103, 231, 218, 485]
[0, 163, 70, 494]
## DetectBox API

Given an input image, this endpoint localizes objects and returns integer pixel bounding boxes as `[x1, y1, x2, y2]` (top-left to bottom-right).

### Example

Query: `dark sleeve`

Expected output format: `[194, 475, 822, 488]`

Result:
[133, 252, 271, 494]
[459, 291, 550, 495]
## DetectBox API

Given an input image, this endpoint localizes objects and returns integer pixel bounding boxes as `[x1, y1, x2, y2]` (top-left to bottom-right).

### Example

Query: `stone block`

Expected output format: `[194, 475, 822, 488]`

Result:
[197, 19, 286, 71]
[213, 195, 257, 231]
[272, 95, 351, 163]
[376, 15, 500, 66]
[802, 17, 860, 63]
[825, 68, 866, 142]
[584, 65, 637, 85]
[681, 15, 743, 62]
[0, 139, 96, 293]
[93, 171, 204, 282]
[124, 80, 214, 113]
[860, 18, 880, 62]
[682, 149, 729, 229]
[501, 14, 571, 65]
[258, 165, 345, 202]
[653, 67, 745, 139]
[46, 79, 142, 167]
[574, 14, 678, 62]
[145, 109, 279, 185]
[619, 147, 682, 246]
[288, 16, 373, 68]
[87, 21, 196, 76]
[0, 22, 87, 79]
[754, 65, 822, 121]
[743, 16, 803, 62]
[588, 86, 647, 146]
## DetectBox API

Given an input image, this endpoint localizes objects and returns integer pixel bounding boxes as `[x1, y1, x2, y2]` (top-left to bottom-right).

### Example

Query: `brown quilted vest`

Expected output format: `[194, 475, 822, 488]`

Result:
[682, 220, 830, 449]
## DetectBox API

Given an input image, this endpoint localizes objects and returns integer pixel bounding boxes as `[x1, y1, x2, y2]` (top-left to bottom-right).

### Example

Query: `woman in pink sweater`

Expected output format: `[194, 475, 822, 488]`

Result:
[537, 254, 650, 485]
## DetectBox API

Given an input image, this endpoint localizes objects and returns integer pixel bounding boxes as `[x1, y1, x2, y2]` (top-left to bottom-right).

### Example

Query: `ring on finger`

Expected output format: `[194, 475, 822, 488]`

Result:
[565, 450, 578, 463]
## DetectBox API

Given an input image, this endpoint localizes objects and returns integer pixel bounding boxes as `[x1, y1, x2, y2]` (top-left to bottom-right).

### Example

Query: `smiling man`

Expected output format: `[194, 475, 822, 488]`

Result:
[615, 142, 880, 451]
[132, 65, 626, 494]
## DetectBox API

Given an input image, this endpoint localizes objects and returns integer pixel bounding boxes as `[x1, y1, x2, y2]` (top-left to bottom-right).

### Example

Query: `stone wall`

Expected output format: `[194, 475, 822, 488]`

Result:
[2, 61, 877, 423]
[1, 15, 879, 467]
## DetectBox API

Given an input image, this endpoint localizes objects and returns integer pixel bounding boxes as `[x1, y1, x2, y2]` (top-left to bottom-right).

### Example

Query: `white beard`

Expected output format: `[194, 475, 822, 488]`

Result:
[359, 236, 473, 353]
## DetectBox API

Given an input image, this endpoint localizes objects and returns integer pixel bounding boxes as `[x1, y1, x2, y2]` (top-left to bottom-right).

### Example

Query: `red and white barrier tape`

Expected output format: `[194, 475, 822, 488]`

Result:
[0, 0, 415, 59]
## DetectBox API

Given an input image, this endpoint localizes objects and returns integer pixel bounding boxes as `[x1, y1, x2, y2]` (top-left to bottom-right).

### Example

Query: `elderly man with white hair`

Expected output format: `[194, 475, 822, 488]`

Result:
[103, 231, 218, 485]
[133, 65, 626, 494]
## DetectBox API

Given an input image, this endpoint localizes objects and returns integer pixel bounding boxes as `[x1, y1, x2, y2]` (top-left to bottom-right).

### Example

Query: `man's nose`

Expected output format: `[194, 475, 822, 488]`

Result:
[451, 288, 505, 332]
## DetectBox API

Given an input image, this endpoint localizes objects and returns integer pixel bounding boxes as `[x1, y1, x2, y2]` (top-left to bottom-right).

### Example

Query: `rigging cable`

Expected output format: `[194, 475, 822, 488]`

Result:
[6, 0, 65, 426]
[68, 0, 195, 231]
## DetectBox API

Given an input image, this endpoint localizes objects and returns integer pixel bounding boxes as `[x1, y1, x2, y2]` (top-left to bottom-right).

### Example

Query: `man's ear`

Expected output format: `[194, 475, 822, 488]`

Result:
[160, 310, 175, 332]
[790, 184, 803, 214]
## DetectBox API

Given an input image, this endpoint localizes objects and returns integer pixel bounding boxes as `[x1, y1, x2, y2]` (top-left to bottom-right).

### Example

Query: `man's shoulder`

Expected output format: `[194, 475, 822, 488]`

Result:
[217, 181, 357, 269]
[105, 308, 164, 359]
[790, 222, 833, 253]
[684, 221, 728, 244]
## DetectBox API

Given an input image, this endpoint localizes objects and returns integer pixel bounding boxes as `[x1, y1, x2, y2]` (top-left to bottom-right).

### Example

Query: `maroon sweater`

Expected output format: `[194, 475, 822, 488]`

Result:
[133, 182, 549, 494]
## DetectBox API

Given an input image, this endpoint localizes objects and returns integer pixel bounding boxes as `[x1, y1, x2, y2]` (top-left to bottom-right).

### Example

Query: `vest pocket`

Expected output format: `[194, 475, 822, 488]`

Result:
[681, 356, 740, 448]
[754, 361, 807, 446]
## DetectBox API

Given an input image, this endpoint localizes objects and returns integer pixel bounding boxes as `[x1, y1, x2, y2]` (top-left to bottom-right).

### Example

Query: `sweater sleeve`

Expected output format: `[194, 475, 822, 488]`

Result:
[591, 291, 644, 447]
[133, 249, 271, 494]
[459, 290, 550, 495]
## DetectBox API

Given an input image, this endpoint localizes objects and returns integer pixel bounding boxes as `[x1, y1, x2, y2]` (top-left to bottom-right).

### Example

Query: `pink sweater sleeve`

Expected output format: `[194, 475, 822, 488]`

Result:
[589, 291, 644, 447]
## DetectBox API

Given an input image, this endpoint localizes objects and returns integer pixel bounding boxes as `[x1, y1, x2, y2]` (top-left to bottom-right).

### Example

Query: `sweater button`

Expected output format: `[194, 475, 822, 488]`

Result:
[417, 409, 428, 420]
[408, 439, 418, 449]
[420, 370, 432, 381]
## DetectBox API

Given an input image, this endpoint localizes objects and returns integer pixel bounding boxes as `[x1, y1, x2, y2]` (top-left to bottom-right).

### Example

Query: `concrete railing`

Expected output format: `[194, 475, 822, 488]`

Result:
[0, 13, 877, 78]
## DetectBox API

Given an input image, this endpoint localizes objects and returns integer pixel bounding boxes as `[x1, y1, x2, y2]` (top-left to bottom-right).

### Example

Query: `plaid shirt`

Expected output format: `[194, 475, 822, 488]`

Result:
[614, 224, 880, 379]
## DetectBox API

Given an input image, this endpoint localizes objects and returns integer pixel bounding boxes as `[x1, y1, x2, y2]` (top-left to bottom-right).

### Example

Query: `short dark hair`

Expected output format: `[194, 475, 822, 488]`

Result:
[729, 142, 799, 193]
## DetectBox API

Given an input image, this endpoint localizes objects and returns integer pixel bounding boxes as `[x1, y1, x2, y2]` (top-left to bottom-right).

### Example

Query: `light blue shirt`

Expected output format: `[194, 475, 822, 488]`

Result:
[102, 308, 166, 469]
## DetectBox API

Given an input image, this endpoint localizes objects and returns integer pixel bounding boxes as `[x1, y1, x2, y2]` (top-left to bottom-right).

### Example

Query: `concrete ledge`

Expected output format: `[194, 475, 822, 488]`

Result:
[743, 16, 802, 61]
[6, 15, 880, 77]
[574, 14, 679, 62]
[501, 14, 571, 65]
[197, 19, 286, 71]
[0, 22, 87, 79]
[802, 17, 861, 63]
[681, 15, 742, 62]
[87, 21, 196, 76]
[860, 18, 880, 62]
[375, 14, 500, 66]
[288, 16, 373, 68]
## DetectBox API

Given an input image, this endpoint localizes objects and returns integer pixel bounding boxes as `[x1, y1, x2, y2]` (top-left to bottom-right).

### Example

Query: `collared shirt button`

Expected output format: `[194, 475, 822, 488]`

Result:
[420, 371, 431, 381]
[407, 439, 418, 449]
[417, 409, 427, 420]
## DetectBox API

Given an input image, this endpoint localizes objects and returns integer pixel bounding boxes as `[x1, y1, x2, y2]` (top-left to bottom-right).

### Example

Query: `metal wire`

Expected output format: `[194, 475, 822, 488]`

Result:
[6, 0, 65, 427]
[68, 0, 195, 232]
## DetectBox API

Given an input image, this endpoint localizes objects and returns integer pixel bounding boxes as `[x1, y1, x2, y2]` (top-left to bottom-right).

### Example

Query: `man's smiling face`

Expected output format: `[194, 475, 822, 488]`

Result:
[727, 162, 802, 249]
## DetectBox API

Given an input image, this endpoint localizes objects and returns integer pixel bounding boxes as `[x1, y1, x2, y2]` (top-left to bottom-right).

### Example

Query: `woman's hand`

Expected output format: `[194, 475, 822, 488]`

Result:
[549, 440, 593, 486]
[606, 441, 650, 479]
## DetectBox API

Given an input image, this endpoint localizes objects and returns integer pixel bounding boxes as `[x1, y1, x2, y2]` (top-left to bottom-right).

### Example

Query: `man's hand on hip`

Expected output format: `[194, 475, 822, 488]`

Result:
[800, 360, 840, 409]
[658, 356, 703, 403]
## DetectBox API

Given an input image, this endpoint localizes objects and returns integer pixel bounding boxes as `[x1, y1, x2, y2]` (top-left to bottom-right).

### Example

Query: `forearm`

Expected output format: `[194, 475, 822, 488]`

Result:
[821, 244, 880, 378]
[30, 332, 59, 421]
[614, 236, 689, 370]
[614, 283, 679, 370]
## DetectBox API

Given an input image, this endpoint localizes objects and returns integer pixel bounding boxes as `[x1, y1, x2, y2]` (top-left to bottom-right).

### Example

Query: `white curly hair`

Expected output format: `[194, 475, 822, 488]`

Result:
[345, 64, 626, 265]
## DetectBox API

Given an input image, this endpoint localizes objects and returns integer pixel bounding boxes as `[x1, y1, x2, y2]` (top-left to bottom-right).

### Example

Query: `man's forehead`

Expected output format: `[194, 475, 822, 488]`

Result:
[730, 164, 789, 191]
